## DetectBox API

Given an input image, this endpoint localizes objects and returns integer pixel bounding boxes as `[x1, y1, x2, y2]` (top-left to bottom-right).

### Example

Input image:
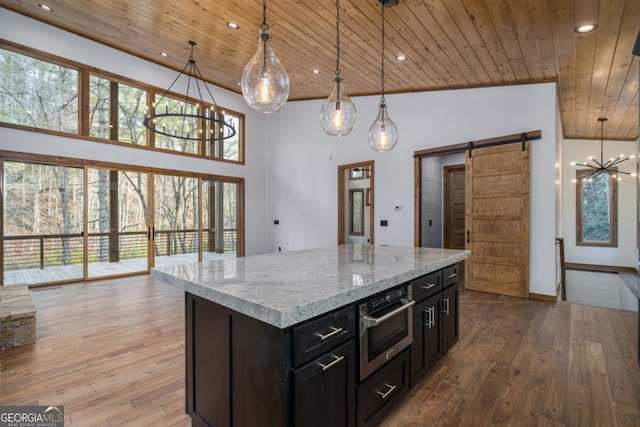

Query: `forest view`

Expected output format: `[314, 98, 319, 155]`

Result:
[1, 47, 239, 282]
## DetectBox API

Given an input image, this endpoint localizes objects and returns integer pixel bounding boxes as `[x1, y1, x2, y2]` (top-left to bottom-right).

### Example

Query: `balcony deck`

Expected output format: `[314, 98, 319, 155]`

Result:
[3, 252, 234, 286]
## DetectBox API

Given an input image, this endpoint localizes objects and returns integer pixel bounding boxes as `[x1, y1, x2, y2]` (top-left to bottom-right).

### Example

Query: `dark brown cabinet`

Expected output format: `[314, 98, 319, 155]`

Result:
[410, 265, 459, 387]
[294, 340, 356, 427]
[357, 349, 410, 427]
[411, 292, 443, 384]
[442, 282, 459, 352]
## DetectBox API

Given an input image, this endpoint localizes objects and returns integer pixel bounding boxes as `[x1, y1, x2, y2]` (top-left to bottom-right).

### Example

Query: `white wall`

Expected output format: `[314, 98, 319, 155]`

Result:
[421, 157, 443, 248]
[562, 138, 638, 267]
[0, 9, 269, 255]
[266, 83, 559, 296]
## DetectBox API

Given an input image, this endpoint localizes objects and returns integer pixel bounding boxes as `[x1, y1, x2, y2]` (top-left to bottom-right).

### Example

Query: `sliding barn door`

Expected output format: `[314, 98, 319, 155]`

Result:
[465, 143, 529, 298]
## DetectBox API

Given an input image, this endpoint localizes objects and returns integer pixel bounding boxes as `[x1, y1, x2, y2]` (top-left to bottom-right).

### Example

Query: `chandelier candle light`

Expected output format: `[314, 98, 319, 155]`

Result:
[320, 0, 357, 136]
[571, 118, 635, 182]
[241, 0, 290, 113]
[143, 41, 236, 142]
[368, 0, 398, 151]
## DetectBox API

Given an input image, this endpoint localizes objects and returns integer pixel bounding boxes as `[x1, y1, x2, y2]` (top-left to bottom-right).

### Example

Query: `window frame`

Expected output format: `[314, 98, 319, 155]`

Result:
[0, 40, 245, 164]
[349, 188, 364, 236]
[575, 169, 618, 247]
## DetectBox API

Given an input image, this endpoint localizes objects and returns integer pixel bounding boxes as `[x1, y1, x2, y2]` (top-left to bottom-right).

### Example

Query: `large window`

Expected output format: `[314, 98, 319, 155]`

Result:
[0, 48, 78, 133]
[576, 170, 618, 247]
[0, 43, 244, 163]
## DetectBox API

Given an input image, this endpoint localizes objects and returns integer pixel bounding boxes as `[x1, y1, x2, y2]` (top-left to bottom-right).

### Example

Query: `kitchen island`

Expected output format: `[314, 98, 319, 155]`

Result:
[152, 244, 469, 427]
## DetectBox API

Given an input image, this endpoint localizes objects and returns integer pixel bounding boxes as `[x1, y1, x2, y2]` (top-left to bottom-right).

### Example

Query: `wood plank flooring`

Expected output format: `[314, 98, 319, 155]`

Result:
[0, 277, 638, 426]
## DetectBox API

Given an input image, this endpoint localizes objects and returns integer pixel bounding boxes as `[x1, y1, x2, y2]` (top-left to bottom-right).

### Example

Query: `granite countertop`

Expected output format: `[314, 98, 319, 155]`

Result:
[151, 244, 470, 329]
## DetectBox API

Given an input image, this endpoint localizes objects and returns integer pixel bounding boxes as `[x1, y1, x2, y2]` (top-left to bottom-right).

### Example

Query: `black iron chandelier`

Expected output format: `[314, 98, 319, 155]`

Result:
[144, 41, 236, 142]
[572, 118, 632, 181]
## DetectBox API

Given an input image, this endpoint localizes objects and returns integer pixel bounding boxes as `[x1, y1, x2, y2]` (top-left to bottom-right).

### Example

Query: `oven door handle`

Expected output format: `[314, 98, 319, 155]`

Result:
[362, 300, 415, 327]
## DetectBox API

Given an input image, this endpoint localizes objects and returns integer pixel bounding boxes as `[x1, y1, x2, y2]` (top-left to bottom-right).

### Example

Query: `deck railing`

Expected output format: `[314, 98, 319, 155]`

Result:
[3, 228, 237, 271]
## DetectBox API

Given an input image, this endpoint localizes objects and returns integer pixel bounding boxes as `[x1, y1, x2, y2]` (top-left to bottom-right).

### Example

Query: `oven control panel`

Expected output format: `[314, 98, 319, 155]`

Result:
[367, 287, 406, 313]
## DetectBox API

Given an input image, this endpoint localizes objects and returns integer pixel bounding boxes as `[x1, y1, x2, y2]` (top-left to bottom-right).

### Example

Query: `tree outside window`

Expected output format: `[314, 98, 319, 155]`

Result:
[576, 169, 618, 247]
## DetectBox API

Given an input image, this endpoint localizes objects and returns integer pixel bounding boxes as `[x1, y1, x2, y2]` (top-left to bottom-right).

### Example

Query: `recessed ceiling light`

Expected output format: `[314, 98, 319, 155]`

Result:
[236, 82, 241, 86]
[38, 4, 53, 12]
[574, 24, 597, 34]
[312, 69, 321, 75]
[396, 55, 407, 61]
[227, 22, 239, 30]
[159, 52, 169, 57]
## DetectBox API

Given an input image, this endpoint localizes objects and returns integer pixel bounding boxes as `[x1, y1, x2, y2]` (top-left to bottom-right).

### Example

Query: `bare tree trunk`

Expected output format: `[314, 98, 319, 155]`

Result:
[53, 167, 72, 265]
[97, 169, 109, 260]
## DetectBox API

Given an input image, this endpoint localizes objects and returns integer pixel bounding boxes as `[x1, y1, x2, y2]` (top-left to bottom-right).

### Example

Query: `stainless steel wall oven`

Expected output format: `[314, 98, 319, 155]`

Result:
[359, 284, 414, 380]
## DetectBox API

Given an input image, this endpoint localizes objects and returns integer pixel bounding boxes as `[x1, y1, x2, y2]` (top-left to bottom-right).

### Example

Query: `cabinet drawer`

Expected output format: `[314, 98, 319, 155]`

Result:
[443, 265, 459, 288]
[357, 349, 410, 427]
[411, 271, 442, 302]
[294, 340, 356, 427]
[293, 306, 355, 367]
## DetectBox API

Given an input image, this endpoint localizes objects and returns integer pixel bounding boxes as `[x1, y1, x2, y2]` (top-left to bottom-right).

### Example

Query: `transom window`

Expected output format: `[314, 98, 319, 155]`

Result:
[0, 44, 244, 164]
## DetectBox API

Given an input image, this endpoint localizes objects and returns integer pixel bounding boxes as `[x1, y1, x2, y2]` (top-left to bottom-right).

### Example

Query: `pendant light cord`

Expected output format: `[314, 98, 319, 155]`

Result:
[335, 0, 341, 76]
[381, 2, 386, 103]
[261, 0, 268, 71]
[600, 118, 604, 165]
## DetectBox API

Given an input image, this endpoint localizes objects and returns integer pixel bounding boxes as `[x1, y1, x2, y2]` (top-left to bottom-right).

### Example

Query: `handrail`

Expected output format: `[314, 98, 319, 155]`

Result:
[4, 228, 237, 271]
[555, 238, 566, 301]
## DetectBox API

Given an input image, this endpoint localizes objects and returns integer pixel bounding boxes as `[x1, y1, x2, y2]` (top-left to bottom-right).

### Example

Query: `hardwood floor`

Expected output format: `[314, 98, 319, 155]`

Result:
[0, 276, 190, 426]
[0, 277, 638, 426]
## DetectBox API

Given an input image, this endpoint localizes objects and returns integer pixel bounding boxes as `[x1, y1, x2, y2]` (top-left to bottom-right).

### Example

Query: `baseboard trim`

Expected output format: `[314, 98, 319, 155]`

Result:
[529, 292, 558, 303]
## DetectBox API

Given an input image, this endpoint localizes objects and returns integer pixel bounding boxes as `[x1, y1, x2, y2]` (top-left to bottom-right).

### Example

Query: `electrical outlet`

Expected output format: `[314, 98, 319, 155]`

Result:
[380, 220, 388, 227]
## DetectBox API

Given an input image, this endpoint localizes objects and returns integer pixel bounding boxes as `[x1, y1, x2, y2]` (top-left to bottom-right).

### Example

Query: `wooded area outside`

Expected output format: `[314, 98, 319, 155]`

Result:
[0, 45, 242, 162]
[3, 160, 239, 285]
[577, 170, 616, 246]
[1, 44, 243, 286]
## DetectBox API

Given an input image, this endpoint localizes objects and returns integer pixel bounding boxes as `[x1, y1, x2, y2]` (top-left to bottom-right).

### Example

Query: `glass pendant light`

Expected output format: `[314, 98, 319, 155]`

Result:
[368, 1, 397, 151]
[241, 0, 289, 113]
[320, 0, 356, 136]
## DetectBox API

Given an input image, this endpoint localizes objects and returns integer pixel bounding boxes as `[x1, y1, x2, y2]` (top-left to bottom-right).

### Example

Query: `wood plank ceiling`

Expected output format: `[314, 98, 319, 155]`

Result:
[1, 0, 638, 140]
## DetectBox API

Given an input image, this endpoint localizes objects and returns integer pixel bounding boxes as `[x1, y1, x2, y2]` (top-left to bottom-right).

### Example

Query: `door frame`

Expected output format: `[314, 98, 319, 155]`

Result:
[338, 161, 374, 245]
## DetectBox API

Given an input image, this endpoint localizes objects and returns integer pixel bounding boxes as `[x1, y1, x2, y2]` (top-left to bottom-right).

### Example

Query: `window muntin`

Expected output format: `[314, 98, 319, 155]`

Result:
[0, 48, 78, 133]
[576, 169, 618, 247]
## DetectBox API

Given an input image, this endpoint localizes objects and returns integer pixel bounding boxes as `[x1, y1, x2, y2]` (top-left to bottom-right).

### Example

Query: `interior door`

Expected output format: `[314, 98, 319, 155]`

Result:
[338, 161, 374, 245]
[443, 165, 465, 250]
[465, 143, 529, 298]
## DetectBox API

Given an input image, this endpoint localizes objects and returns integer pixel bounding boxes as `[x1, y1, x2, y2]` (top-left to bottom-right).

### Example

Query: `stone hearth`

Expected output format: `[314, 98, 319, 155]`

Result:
[0, 285, 36, 350]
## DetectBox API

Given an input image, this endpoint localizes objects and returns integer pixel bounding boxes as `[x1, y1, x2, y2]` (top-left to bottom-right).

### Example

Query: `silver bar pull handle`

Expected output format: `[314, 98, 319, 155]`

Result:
[363, 300, 415, 327]
[318, 355, 344, 372]
[444, 297, 450, 315]
[420, 283, 437, 291]
[447, 272, 457, 279]
[316, 326, 343, 341]
[424, 306, 434, 328]
[376, 383, 397, 399]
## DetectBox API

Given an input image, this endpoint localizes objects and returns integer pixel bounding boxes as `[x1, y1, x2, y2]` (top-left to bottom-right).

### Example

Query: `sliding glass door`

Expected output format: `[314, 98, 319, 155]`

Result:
[86, 168, 149, 278]
[3, 161, 84, 285]
[1, 157, 243, 285]
[203, 179, 239, 258]
[153, 174, 200, 265]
